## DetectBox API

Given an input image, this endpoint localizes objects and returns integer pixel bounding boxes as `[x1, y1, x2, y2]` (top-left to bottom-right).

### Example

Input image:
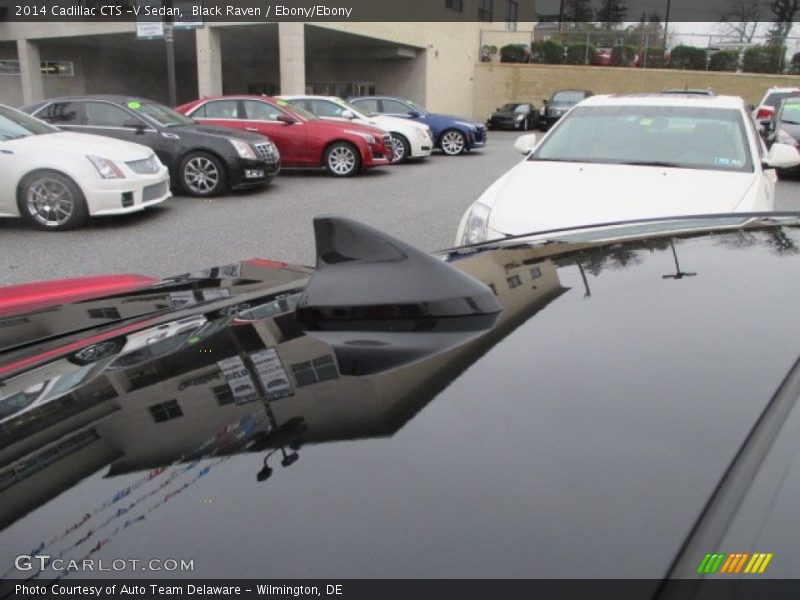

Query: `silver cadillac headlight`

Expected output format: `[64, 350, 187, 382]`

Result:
[461, 201, 492, 245]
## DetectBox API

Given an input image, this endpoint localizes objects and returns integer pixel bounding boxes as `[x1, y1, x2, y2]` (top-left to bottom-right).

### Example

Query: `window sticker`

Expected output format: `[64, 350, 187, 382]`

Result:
[639, 118, 653, 126]
[127, 101, 141, 110]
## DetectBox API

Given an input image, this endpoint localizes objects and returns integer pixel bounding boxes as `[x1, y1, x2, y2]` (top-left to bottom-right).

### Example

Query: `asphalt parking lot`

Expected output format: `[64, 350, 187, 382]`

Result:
[3, 130, 800, 286]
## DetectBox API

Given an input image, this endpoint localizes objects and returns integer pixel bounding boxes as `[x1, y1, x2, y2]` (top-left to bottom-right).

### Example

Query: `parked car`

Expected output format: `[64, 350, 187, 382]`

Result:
[763, 95, 800, 175]
[3, 213, 800, 580]
[539, 89, 593, 130]
[457, 94, 800, 245]
[592, 47, 639, 67]
[22, 95, 279, 198]
[348, 95, 487, 155]
[0, 103, 170, 231]
[176, 95, 392, 177]
[752, 86, 800, 124]
[486, 103, 537, 131]
[279, 95, 434, 163]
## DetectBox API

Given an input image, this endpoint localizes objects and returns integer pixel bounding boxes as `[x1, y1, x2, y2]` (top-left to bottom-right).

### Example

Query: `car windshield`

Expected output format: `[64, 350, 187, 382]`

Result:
[779, 101, 800, 124]
[500, 103, 528, 112]
[0, 105, 57, 139]
[131, 101, 195, 127]
[531, 105, 753, 173]
[335, 98, 369, 117]
[551, 91, 586, 103]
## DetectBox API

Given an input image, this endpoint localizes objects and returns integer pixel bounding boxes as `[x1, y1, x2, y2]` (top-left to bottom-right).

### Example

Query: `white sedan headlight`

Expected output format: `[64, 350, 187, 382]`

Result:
[87, 155, 126, 179]
[229, 139, 257, 160]
[461, 201, 492, 245]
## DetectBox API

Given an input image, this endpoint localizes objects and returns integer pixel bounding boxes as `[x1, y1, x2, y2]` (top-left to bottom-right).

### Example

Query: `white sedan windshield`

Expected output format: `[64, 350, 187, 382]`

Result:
[532, 105, 753, 173]
[0, 105, 57, 140]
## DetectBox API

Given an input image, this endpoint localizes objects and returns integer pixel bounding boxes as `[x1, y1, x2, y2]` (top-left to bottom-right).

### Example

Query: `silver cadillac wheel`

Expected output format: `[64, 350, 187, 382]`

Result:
[26, 177, 75, 227]
[440, 129, 466, 155]
[183, 155, 221, 196]
[325, 143, 360, 177]
[19, 171, 88, 231]
[389, 134, 409, 163]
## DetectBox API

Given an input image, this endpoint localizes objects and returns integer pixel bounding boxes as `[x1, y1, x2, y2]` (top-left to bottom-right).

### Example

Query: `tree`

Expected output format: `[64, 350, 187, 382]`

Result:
[561, 0, 594, 23]
[715, 0, 761, 43]
[596, 0, 627, 30]
[768, 0, 799, 43]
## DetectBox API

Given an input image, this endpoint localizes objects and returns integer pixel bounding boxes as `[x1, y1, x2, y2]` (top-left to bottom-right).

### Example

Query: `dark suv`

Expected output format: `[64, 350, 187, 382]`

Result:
[539, 89, 593, 130]
[23, 95, 281, 197]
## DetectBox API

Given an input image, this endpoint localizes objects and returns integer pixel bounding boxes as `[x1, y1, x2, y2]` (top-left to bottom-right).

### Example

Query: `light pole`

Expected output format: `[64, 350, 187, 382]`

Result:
[164, 0, 177, 107]
[663, 0, 672, 50]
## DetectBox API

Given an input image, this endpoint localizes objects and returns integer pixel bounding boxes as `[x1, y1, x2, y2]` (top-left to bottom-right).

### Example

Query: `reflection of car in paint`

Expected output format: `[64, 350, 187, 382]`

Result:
[109, 315, 209, 369]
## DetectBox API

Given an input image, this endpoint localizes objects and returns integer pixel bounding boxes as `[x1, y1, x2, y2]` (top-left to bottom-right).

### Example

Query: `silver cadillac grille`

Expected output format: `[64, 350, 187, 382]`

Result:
[254, 142, 280, 162]
[126, 155, 160, 174]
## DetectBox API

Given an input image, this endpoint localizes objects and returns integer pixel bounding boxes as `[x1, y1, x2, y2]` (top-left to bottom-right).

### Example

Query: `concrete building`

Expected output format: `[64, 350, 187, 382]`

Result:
[0, 1, 535, 117]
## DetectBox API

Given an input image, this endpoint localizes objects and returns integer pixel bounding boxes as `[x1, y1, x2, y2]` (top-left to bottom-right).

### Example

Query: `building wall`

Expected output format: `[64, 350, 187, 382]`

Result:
[473, 63, 800, 119]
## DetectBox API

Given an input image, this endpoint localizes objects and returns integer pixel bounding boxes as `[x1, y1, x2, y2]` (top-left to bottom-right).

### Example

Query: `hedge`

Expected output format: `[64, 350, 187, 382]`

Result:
[669, 45, 707, 70]
[742, 45, 784, 73]
[611, 45, 637, 67]
[500, 44, 529, 63]
[531, 39, 565, 64]
[565, 43, 596, 65]
[708, 50, 739, 72]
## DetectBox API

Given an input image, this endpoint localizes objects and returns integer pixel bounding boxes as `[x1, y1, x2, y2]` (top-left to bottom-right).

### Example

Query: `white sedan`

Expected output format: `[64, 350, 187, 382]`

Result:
[0, 104, 170, 231]
[280, 95, 434, 163]
[457, 94, 800, 245]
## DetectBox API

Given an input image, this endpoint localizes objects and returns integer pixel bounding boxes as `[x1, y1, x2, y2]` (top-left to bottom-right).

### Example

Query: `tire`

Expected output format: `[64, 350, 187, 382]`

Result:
[18, 170, 89, 231]
[324, 142, 361, 177]
[179, 151, 227, 197]
[388, 133, 410, 163]
[439, 129, 467, 156]
[68, 338, 124, 365]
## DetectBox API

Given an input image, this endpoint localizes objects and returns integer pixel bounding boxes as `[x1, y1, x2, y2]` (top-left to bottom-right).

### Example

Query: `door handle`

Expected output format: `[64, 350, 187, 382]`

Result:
[246, 127, 259, 132]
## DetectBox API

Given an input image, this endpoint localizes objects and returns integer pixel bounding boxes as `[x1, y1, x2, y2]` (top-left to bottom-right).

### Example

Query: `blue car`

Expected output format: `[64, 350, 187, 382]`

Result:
[349, 96, 486, 156]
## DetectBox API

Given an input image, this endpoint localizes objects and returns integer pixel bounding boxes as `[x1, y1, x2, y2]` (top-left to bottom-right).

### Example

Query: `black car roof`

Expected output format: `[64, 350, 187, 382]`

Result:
[2, 219, 800, 578]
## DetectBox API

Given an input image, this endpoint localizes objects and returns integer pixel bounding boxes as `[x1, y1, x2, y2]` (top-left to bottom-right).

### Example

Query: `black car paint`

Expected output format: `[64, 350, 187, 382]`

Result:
[2, 218, 800, 579]
[22, 96, 281, 192]
[540, 89, 593, 130]
[487, 103, 537, 131]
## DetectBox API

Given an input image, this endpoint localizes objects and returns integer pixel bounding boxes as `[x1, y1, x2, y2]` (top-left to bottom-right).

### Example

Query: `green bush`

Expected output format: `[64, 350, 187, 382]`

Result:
[531, 39, 564, 64]
[742, 45, 784, 73]
[639, 47, 666, 68]
[500, 44, 529, 63]
[565, 43, 596, 65]
[708, 50, 739, 72]
[611, 45, 637, 67]
[669, 45, 707, 70]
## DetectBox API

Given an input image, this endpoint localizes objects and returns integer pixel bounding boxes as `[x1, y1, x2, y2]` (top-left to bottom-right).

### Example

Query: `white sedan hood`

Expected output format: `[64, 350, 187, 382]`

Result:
[487, 161, 758, 236]
[11, 131, 152, 162]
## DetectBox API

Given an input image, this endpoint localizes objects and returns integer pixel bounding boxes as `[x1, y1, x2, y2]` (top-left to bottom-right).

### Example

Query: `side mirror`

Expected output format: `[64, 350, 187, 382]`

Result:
[124, 119, 146, 133]
[407, 110, 421, 118]
[340, 109, 356, 120]
[277, 114, 297, 125]
[514, 133, 538, 155]
[765, 142, 800, 169]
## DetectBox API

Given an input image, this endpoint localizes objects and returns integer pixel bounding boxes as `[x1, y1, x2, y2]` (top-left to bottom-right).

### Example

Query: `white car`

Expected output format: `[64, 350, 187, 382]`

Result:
[0, 104, 170, 231]
[753, 86, 800, 124]
[457, 94, 800, 245]
[280, 95, 434, 163]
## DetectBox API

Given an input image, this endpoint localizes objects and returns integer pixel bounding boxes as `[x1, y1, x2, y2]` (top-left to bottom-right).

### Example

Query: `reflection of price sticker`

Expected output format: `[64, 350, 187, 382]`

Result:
[639, 118, 653, 126]
[128, 101, 141, 110]
[276, 99, 289, 106]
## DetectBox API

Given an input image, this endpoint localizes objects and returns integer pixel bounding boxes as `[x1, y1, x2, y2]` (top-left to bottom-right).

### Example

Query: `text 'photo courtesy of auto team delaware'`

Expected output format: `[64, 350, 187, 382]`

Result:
[4, 4, 800, 599]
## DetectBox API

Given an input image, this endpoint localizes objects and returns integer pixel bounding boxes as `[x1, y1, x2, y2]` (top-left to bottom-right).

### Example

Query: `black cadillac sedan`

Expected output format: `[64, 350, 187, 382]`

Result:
[22, 96, 281, 197]
[1, 214, 800, 594]
[487, 102, 538, 131]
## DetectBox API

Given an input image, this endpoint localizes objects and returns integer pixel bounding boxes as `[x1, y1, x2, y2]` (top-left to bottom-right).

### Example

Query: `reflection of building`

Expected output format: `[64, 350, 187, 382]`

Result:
[0, 247, 565, 530]
[0, 1, 535, 117]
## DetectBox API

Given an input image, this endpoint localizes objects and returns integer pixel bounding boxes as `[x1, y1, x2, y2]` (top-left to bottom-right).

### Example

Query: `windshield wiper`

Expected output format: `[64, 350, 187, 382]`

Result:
[616, 160, 684, 168]
[781, 119, 800, 125]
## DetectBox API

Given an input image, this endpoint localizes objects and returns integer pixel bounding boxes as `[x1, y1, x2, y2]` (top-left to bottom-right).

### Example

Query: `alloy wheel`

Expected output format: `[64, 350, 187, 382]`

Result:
[441, 131, 465, 155]
[26, 177, 75, 228]
[184, 156, 220, 194]
[328, 145, 357, 175]
[390, 135, 407, 163]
